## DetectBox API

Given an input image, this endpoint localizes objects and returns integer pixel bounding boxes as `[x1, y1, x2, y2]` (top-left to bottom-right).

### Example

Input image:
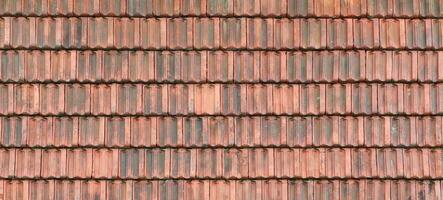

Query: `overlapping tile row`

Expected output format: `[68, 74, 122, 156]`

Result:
[2, 0, 442, 197]
[1, 50, 443, 83]
[1, 83, 443, 115]
[1, 116, 443, 148]
[0, 179, 441, 200]
[0, 0, 442, 17]
[1, 17, 443, 49]
[0, 147, 442, 179]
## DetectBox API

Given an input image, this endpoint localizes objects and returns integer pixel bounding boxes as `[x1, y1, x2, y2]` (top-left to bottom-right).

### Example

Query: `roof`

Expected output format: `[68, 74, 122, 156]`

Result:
[0, 0, 442, 199]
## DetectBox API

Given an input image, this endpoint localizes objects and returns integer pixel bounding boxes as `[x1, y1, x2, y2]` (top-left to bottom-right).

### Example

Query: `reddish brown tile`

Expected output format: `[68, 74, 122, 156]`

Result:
[21, 1, 48, 15]
[142, 84, 168, 114]
[76, 50, 103, 82]
[246, 84, 271, 114]
[67, 148, 92, 178]
[100, 0, 126, 16]
[152, 0, 181, 16]
[274, 19, 298, 49]
[405, 19, 432, 49]
[102, 51, 128, 81]
[91, 84, 111, 114]
[315, 0, 341, 16]
[140, 18, 167, 49]
[87, 17, 114, 48]
[233, 0, 259, 16]
[92, 148, 118, 178]
[247, 18, 274, 49]
[80, 180, 106, 200]
[233, 52, 259, 82]
[50, 51, 77, 81]
[207, 0, 233, 16]
[157, 117, 183, 146]
[341, 0, 367, 16]
[114, 18, 139, 48]
[170, 149, 194, 178]
[380, 19, 406, 48]
[14, 84, 40, 114]
[325, 84, 352, 114]
[0, 149, 15, 178]
[40, 84, 64, 115]
[105, 117, 130, 147]
[74, 0, 100, 15]
[197, 148, 222, 178]
[353, 19, 380, 48]
[133, 181, 158, 200]
[0, 18, 11, 48]
[261, 0, 287, 16]
[207, 51, 234, 82]
[0, 85, 13, 114]
[112, 84, 142, 114]
[0, 117, 26, 147]
[220, 18, 247, 49]
[65, 84, 91, 114]
[145, 148, 170, 178]
[194, 18, 220, 49]
[155, 51, 181, 82]
[25, 51, 51, 82]
[181, 0, 207, 16]
[1, 0, 443, 195]
[11, 17, 35, 48]
[131, 117, 157, 147]
[300, 19, 327, 49]
[327, 19, 353, 48]
[223, 148, 248, 178]
[53, 117, 78, 147]
[41, 149, 67, 178]
[194, 84, 221, 115]
[287, 0, 311, 17]
[15, 149, 42, 178]
[26, 117, 53, 147]
[181, 51, 207, 82]
[0, 51, 25, 82]
[79, 117, 105, 146]
[119, 149, 144, 178]
[167, 18, 193, 49]
[128, 51, 155, 81]
[248, 148, 274, 178]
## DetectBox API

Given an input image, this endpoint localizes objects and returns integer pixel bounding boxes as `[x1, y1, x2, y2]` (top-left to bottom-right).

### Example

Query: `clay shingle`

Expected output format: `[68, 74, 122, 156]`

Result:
[0, 1, 442, 199]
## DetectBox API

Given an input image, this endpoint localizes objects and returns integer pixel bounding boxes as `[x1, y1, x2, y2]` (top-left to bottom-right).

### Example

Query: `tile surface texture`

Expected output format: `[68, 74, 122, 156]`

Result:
[0, 0, 443, 199]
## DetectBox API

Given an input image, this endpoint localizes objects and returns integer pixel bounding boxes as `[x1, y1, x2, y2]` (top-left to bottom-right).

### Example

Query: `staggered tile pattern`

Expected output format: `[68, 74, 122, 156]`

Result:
[0, 0, 443, 199]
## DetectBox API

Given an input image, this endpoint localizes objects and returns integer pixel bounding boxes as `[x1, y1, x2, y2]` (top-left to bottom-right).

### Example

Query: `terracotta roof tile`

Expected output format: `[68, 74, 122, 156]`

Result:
[78, 116, 105, 146]
[3, 115, 442, 147]
[1, 0, 443, 18]
[3, 17, 443, 50]
[65, 84, 90, 114]
[67, 148, 93, 178]
[1, 1, 443, 199]
[220, 18, 247, 49]
[15, 149, 42, 178]
[0, 117, 25, 147]
[181, 0, 207, 16]
[0, 148, 15, 178]
[0, 179, 441, 199]
[80, 180, 107, 200]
